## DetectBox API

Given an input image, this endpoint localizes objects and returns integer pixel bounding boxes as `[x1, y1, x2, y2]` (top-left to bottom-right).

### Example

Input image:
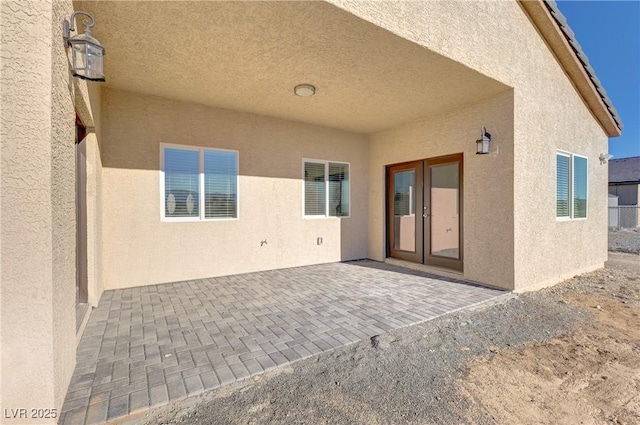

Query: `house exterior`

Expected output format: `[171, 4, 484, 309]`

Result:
[0, 0, 622, 422]
[608, 156, 640, 205]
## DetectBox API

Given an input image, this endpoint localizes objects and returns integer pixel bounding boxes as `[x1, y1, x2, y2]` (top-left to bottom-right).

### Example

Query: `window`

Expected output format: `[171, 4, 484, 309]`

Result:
[573, 156, 587, 218]
[161, 144, 238, 221]
[556, 152, 587, 220]
[556, 153, 570, 218]
[303, 160, 350, 217]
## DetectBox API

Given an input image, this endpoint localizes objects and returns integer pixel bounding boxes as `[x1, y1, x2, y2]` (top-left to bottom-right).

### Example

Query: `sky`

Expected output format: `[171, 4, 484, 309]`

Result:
[555, 1, 640, 159]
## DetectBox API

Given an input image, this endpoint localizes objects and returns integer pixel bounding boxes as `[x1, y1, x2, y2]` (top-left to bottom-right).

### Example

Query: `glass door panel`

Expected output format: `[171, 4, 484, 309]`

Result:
[393, 169, 416, 252]
[387, 162, 423, 263]
[425, 154, 463, 271]
[429, 163, 459, 259]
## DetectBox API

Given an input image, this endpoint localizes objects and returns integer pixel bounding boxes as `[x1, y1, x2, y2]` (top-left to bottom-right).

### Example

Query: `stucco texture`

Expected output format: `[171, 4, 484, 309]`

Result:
[329, 0, 609, 291]
[369, 91, 515, 290]
[76, 0, 507, 135]
[100, 89, 368, 290]
[1, 0, 80, 421]
[83, 84, 104, 307]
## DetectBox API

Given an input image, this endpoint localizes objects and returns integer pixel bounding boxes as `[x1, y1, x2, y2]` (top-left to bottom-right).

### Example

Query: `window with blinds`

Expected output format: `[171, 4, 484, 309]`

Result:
[161, 145, 238, 220]
[204, 150, 237, 218]
[556, 152, 588, 220]
[556, 153, 570, 218]
[304, 160, 350, 217]
[328, 163, 349, 217]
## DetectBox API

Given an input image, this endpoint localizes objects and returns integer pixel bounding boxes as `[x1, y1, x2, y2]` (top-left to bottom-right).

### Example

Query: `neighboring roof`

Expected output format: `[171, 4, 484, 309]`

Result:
[519, 1, 623, 137]
[609, 156, 640, 184]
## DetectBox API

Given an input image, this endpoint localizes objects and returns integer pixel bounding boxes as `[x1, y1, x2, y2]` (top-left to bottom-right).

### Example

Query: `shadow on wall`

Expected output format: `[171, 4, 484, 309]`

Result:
[99, 88, 367, 177]
[95, 88, 370, 269]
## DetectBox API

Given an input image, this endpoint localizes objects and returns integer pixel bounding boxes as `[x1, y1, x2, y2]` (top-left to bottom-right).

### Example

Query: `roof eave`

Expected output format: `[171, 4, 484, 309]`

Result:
[609, 181, 640, 186]
[519, 0, 622, 138]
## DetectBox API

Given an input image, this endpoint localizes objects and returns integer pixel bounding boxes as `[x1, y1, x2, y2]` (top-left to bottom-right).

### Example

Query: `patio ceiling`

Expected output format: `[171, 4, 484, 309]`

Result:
[78, 1, 510, 134]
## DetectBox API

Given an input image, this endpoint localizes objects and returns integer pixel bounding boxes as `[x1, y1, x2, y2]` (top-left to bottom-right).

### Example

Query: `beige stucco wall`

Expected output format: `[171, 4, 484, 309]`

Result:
[1, 0, 81, 421]
[331, 0, 609, 291]
[50, 0, 78, 412]
[512, 28, 609, 292]
[83, 132, 104, 306]
[85, 84, 104, 307]
[369, 91, 516, 290]
[100, 88, 368, 290]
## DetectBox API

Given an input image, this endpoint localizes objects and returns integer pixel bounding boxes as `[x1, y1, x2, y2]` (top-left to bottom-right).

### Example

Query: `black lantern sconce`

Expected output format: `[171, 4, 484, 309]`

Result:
[476, 127, 491, 154]
[63, 11, 106, 82]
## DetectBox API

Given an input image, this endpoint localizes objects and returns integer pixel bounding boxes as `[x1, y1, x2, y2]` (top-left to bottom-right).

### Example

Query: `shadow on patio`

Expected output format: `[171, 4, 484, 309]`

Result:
[60, 261, 506, 424]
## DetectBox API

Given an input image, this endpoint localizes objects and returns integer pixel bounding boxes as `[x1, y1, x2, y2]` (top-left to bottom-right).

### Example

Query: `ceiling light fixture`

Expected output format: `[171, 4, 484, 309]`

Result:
[294, 84, 316, 97]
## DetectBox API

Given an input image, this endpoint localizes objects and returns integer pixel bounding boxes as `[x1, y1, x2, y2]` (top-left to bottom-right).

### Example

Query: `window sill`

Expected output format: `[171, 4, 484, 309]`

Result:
[556, 217, 587, 222]
[162, 217, 239, 223]
[303, 215, 350, 220]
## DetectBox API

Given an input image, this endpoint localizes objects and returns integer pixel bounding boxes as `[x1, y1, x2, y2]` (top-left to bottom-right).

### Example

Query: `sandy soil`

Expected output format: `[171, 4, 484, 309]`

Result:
[459, 270, 640, 425]
[133, 263, 640, 425]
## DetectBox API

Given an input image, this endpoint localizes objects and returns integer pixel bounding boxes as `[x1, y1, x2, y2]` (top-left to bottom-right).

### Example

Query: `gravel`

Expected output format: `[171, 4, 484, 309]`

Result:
[141, 276, 605, 425]
[608, 228, 640, 254]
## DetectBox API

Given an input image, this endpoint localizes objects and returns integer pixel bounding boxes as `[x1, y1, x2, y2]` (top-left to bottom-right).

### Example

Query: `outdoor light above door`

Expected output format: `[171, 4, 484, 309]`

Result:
[476, 127, 491, 154]
[63, 11, 106, 82]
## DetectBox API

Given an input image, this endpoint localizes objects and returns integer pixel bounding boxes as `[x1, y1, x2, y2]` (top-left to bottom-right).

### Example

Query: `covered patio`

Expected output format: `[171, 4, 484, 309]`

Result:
[59, 261, 507, 424]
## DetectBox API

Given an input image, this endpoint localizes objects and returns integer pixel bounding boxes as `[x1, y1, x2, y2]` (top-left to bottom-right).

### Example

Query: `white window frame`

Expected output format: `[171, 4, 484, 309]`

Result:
[556, 151, 588, 221]
[160, 143, 239, 222]
[302, 158, 351, 219]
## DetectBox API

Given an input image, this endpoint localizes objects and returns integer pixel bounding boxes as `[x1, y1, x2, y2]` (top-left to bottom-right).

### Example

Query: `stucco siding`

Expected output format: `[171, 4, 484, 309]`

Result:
[85, 133, 104, 306]
[330, 0, 609, 291]
[100, 89, 368, 290]
[509, 3, 609, 292]
[1, 1, 57, 420]
[51, 0, 78, 411]
[369, 91, 515, 290]
[85, 84, 104, 307]
[326, 1, 521, 90]
[1, 0, 79, 420]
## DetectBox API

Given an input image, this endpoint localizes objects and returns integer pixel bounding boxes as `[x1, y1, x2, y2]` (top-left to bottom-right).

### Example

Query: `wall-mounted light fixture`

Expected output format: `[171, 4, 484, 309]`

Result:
[476, 127, 491, 154]
[294, 84, 316, 97]
[63, 11, 106, 82]
[599, 153, 613, 164]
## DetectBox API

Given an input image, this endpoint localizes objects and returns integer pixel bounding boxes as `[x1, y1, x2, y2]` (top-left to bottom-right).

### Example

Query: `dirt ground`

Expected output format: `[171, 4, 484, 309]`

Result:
[609, 228, 640, 254]
[460, 267, 640, 425]
[132, 258, 640, 425]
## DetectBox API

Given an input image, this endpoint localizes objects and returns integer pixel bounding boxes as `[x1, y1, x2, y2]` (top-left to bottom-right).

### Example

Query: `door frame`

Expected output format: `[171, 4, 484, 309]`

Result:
[424, 153, 464, 271]
[386, 153, 464, 272]
[386, 161, 423, 263]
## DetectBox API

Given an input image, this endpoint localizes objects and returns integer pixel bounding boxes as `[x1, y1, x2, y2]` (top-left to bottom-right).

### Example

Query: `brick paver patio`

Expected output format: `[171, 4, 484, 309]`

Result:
[59, 261, 507, 424]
